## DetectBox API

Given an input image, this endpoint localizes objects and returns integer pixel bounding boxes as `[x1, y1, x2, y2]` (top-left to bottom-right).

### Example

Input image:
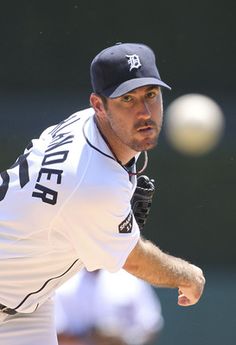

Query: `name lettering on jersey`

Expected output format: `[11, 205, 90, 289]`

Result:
[45, 133, 74, 153]
[49, 114, 79, 137]
[42, 150, 69, 166]
[119, 212, 133, 233]
[32, 116, 80, 205]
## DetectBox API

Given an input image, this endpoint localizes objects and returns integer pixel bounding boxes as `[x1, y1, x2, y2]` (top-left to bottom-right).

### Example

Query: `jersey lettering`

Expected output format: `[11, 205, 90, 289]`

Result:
[0, 115, 80, 204]
[46, 133, 74, 153]
[49, 115, 80, 137]
[32, 117, 80, 205]
[36, 168, 63, 184]
[0, 171, 10, 201]
[0, 152, 30, 202]
[32, 149, 69, 205]
[32, 167, 63, 204]
[42, 151, 69, 166]
[13, 153, 30, 188]
[32, 183, 58, 205]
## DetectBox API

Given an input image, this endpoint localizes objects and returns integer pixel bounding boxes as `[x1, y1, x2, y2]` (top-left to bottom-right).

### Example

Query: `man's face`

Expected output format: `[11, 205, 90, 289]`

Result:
[103, 86, 163, 152]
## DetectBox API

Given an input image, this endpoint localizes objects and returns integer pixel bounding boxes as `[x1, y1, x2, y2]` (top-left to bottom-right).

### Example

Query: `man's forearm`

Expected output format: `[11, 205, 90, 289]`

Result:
[124, 238, 195, 287]
[123, 237, 205, 306]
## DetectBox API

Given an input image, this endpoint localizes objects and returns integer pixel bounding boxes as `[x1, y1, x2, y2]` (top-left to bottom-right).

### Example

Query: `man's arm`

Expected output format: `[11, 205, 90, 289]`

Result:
[123, 237, 205, 307]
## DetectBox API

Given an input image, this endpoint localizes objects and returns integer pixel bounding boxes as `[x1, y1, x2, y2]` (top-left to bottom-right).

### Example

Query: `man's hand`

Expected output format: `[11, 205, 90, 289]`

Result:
[178, 265, 205, 306]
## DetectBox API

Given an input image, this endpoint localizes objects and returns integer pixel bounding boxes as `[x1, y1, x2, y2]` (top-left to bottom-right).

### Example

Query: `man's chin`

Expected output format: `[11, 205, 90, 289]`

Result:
[131, 139, 158, 152]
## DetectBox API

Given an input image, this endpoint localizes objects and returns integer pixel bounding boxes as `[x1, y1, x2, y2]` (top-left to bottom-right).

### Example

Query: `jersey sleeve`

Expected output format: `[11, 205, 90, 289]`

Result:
[57, 177, 140, 273]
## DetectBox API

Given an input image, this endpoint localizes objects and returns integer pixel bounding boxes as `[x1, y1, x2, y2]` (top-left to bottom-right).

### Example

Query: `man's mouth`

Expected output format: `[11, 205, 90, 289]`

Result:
[137, 125, 154, 132]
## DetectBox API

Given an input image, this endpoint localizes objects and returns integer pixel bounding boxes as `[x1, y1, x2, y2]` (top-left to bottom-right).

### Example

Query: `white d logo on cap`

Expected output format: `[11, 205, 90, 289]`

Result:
[126, 54, 142, 71]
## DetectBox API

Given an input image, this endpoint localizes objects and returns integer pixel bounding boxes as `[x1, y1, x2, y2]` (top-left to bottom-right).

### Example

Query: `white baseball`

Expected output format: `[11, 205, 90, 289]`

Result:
[164, 94, 225, 155]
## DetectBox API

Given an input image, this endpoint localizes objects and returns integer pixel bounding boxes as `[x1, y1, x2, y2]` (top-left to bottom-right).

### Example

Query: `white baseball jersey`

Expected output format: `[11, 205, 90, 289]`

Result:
[0, 108, 140, 314]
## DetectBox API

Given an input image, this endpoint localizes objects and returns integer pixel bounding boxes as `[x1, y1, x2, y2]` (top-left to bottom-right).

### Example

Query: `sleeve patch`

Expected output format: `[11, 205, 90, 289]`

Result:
[118, 212, 133, 233]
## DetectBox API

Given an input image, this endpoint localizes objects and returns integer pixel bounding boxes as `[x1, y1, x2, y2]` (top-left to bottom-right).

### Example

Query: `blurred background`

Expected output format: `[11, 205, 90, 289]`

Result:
[0, 1, 235, 344]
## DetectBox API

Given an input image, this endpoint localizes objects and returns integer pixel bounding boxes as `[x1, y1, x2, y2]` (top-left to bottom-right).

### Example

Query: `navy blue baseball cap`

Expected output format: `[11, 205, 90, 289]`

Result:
[90, 42, 171, 98]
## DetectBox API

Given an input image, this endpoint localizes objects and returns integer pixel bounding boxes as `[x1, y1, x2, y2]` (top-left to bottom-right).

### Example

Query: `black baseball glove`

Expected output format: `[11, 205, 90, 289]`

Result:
[131, 175, 155, 230]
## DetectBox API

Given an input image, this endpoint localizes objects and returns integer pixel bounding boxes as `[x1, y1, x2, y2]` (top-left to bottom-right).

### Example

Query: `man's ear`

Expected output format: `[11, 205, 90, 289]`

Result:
[90, 93, 106, 116]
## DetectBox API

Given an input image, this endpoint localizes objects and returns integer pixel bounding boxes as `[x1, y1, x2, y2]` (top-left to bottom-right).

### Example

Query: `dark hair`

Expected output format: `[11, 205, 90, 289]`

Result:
[97, 93, 108, 109]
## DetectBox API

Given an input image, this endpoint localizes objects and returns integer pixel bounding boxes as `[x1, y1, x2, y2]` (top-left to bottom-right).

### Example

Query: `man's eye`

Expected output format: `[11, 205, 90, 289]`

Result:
[121, 95, 133, 102]
[147, 91, 157, 99]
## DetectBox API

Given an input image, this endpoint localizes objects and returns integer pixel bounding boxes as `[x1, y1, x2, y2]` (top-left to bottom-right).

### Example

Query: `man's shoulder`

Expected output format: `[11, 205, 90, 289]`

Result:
[70, 107, 94, 119]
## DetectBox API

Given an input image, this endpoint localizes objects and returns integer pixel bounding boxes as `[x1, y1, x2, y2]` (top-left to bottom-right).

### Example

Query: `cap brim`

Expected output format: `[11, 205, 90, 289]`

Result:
[102, 77, 171, 98]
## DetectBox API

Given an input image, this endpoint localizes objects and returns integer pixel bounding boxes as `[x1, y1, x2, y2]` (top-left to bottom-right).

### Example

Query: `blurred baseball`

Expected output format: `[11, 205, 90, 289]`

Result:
[164, 94, 225, 155]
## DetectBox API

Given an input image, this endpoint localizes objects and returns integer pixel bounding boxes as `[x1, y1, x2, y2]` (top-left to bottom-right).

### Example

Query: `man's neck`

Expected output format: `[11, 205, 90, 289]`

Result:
[94, 116, 137, 165]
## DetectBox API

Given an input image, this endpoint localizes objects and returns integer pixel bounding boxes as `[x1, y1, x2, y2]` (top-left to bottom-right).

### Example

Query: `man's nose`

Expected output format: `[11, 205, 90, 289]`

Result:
[137, 100, 151, 117]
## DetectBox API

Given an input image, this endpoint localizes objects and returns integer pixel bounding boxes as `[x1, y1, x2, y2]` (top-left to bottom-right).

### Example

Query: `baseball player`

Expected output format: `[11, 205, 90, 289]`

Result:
[0, 43, 205, 345]
[55, 268, 164, 345]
